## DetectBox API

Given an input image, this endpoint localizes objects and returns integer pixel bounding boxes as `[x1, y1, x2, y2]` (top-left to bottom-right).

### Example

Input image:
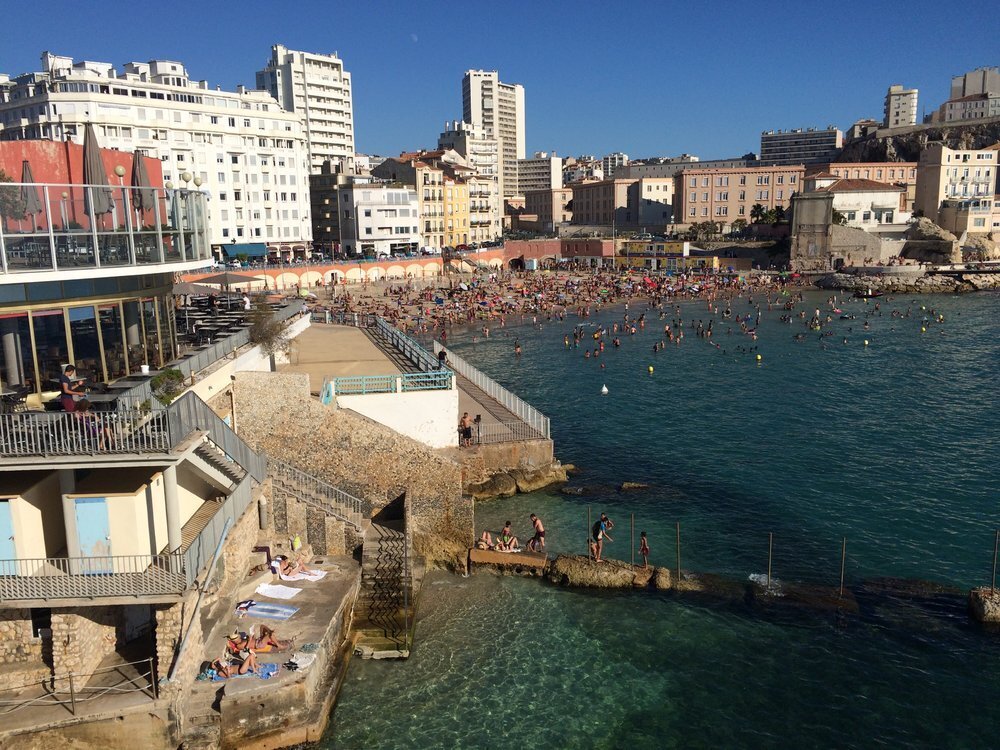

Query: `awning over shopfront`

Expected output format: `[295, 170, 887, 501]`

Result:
[222, 242, 267, 258]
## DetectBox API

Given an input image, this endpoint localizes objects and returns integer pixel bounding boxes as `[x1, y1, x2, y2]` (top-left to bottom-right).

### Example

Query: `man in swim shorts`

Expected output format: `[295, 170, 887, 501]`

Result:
[527, 513, 545, 552]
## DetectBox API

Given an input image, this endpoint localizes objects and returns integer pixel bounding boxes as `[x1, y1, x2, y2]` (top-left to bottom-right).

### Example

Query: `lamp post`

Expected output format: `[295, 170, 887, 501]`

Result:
[60, 191, 69, 232]
[113, 165, 126, 231]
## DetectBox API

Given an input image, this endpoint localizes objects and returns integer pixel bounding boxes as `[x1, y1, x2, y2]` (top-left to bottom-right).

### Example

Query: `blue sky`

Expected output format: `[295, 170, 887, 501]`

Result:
[2, 0, 995, 160]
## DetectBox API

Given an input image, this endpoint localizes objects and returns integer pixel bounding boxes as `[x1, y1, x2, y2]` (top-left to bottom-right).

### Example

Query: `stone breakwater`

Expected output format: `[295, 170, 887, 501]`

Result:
[816, 272, 1000, 295]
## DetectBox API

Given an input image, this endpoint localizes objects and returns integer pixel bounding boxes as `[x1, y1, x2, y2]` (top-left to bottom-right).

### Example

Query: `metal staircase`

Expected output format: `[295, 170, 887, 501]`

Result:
[356, 519, 412, 654]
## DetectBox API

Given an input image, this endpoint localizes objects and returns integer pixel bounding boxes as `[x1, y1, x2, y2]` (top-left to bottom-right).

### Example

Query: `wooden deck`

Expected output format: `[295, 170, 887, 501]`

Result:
[468, 547, 548, 571]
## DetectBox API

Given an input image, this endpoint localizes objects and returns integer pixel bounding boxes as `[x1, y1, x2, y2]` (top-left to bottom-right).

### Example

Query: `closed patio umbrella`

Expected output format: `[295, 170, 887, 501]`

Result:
[19, 160, 43, 231]
[83, 123, 113, 220]
[130, 152, 155, 223]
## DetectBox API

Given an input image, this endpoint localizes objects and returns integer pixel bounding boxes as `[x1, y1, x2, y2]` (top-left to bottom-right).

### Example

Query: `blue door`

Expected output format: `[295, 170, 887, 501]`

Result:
[75, 497, 111, 573]
[0, 500, 14, 560]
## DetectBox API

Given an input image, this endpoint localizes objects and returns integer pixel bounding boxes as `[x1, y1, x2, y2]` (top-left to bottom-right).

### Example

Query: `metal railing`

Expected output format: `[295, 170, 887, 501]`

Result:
[473, 420, 545, 444]
[374, 317, 443, 373]
[0, 657, 157, 717]
[434, 343, 550, 438]
[182, 474, 255, 586]
[267, 458, 366, 530]
[0, 553, 185, 601]
[167, 392, 266, 481]
[0, 407, 170, 457]
[324, 370, 453, 397]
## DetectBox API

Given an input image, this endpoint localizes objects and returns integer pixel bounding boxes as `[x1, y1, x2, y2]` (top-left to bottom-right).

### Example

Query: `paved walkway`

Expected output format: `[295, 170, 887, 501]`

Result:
[281, 325, 402, 393]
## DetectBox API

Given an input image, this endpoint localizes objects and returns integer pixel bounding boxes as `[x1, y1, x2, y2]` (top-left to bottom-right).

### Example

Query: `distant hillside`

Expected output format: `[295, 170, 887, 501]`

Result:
[837, 119, 1000, 162]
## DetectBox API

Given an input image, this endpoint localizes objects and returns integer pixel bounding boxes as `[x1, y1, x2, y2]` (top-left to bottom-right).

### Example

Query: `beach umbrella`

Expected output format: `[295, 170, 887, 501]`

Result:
[19, 160, 43, 231]
[130, 152, 155, 226]
[83, 123, 113, 220]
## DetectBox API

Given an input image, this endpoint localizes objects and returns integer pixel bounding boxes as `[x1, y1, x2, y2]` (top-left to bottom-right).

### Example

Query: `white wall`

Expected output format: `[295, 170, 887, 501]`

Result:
[336, 389, 459, 448]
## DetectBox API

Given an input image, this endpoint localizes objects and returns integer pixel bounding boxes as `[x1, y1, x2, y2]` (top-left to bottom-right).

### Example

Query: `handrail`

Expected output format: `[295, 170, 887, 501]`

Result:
[0, 408, 171, 457]
[472, 420, 545, 444]
[323, 370, 453, 396]
[166, 392, 266, 481]
[433, 343, 550, 438]
[267, 458, 366, 531]
[0, 553, 185, 601]
[182, 475, 254, 588]
[374, 317, 444, 373]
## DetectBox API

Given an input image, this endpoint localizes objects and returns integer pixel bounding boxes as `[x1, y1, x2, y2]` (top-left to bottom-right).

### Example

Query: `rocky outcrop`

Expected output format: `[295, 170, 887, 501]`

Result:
[815, 272, 1000, 295]
[466, 462, 567, 501]
[837, 120, 1000, 163]
[619, 482, 650, 491]
[900, 219, 961, 265]
[546, 554, 671, 590]
[964, 235, 1000, 261]
[969, 587, 1000, 624]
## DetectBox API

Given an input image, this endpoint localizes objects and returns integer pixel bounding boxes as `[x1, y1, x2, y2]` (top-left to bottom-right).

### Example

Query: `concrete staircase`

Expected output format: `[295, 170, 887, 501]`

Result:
[193, 441, 247, 485]
[267, 459, 364, 531]
[354, 519, 411, 658]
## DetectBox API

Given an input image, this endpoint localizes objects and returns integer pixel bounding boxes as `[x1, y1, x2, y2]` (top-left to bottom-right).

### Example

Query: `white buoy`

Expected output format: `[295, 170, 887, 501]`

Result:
[601, 384, 609, 395]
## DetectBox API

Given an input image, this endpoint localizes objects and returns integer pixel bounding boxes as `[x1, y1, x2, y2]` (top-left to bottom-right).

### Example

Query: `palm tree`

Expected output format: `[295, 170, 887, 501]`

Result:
[750, 204, 767, 224]
[730, 218, 748, 237]
[772, 205, 786, 224]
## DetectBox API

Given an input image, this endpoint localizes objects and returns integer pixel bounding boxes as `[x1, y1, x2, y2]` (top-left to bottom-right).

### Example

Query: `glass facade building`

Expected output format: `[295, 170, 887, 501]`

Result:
[0, 183, 210, 393]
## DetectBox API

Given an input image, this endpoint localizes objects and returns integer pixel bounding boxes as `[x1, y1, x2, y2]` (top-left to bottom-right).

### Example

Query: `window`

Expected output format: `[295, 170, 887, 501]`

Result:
[689, 177, 696, 187]
[701, 177, 709, 187]
[777, 175, 784, 184]
[717, 192, 728, 201]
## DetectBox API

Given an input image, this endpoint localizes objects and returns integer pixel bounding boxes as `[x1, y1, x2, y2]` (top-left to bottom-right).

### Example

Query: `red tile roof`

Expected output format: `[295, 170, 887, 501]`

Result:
[814, 178, 904, 193]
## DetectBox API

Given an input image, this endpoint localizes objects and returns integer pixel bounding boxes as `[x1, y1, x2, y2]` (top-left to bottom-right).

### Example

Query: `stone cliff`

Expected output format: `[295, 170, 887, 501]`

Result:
[837, 119, 1000, 163]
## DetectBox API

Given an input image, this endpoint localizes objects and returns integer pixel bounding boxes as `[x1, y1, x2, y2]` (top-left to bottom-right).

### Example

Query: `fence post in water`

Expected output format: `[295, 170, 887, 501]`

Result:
[992, 529, 999, 593]
[631, 514, 635, 568]
[675, 522, 681, 583]
[767, 532, 773, 592]
[588, 506, 592, 560]
[839, 537, 847, 598]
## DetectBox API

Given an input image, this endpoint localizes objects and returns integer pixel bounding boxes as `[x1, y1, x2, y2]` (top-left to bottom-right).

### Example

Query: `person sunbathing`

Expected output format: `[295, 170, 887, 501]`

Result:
[251, 625, 293, 652]
[273, 556, 317, 577]
[475, 531, 494, 550]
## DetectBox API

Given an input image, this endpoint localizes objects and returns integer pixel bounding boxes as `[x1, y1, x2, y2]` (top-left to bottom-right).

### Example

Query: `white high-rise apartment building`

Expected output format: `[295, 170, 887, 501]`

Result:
[517, 152, 562, 193]
[883, 85, 918, 128]
[0, 52, 312, 253]
[602, 152, 629, 178]
[462, 70, 525, 199]
[256, 44, 355, 173]
[437, 121, 501, 242]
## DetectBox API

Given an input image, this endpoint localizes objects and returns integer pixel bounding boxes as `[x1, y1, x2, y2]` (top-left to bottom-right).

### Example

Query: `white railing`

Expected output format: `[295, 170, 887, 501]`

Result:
[473, 420, 545, 444]
[268, 458, 366, 531]
[374, 317, 443, 372]
[433, 343, 550, 439]
[0, 553, 185, 601]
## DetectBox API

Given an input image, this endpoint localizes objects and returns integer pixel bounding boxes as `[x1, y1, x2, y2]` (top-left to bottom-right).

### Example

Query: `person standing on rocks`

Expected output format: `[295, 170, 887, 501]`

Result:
[459, 412, 473, 447]
[527, 514, 545, 553]
[638, 531, 649, 569]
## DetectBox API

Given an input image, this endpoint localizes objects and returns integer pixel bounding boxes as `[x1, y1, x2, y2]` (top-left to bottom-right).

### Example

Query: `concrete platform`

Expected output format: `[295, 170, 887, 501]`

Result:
[281, 325, 402, 393]
[469, 547, 548, 572]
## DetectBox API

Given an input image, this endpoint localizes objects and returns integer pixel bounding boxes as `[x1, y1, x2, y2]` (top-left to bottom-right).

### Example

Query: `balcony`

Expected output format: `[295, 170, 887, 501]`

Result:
[0, 182, 212, 276]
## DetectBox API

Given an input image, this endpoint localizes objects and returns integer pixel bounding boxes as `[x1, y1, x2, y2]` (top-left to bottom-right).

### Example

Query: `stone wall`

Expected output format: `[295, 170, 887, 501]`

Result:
[215, 480, 268, 597]
[50, 607, 118, 681]
[0, 610, 43, 666]
[154, 590, 201, 694]
[232, 371, 472, 570]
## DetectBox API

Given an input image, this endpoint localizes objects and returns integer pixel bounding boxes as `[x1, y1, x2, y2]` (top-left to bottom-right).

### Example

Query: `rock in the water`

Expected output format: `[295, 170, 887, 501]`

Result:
[653, 566, 672, 590]
[467, 472, 517, 500]
[547, 554, 649, 589]
[969, 587, 1000, 623]
[509, 464, 568, 493]
[619, 481, 650, 491]
[560, 486, 585, 495]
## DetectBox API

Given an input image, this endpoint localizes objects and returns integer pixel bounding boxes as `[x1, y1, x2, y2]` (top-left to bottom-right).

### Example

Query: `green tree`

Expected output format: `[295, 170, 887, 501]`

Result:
[730, 218, 748, 236]
[832, 210, 848, 226]
[750, 204, 767, 224]
[772, 205, 786, 224]
[0, 169, 27, 233]
[248, 295, 291, 356]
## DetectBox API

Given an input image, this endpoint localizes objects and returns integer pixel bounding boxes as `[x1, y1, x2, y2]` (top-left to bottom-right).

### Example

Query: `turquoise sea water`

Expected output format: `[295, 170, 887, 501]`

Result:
[326, 290, 1000, 749]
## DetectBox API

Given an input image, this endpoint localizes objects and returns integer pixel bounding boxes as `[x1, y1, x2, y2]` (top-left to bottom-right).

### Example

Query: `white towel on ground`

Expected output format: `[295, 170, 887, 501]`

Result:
[279, 569, 327, 581]
[255, 583, 301, 600]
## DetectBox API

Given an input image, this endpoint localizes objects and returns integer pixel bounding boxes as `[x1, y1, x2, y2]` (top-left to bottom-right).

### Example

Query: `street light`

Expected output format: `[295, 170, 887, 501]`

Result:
[113, 165, 126, 230]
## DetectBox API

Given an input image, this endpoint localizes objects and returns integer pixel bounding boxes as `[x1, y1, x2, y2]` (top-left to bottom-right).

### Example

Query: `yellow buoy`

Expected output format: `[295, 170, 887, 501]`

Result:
[648, 365, 654, 374]
[864, 340, 869, 346]
[921, 326, 927, 333]
[756, 354, 762, 361]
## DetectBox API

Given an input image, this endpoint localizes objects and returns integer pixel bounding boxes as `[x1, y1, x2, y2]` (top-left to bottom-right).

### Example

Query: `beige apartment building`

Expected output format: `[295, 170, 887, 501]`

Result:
[810, 162, 918, 210]
[570, 179, 636, 226]
[437, 121, 501, 242]
[372, 155, 447, 249]
[884, 85, 918, 128]
[518, 151, 562, 193]
[524, 188, 572, 231]
[915, 143, 998, 234]
[443, 174, 470, 247]
[674, 165, 804, 227]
